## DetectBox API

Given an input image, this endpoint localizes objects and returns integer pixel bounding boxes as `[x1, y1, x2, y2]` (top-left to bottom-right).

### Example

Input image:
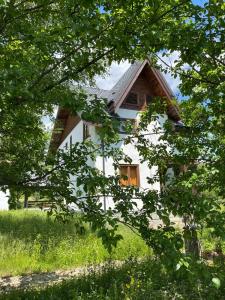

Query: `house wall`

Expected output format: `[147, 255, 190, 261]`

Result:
[93, 108, 166, 210]
[0, 190, 9, 210]
[60, 118, 83, 149]
[56, 112, 182, 225]
[58, 110, 167, 211]
[58, 120, 95, 208]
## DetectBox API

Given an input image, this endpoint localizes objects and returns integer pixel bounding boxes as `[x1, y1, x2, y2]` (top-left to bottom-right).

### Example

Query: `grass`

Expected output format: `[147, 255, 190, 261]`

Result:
[0, 210, 151, 276]
[2, 258, 225, 300]
[199, 228, 225, 254]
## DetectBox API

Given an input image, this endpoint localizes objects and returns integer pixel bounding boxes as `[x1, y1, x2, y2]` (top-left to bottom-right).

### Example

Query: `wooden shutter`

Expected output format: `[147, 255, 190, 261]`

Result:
[129, 166, 138, 186]
[120, 166, 129, 186]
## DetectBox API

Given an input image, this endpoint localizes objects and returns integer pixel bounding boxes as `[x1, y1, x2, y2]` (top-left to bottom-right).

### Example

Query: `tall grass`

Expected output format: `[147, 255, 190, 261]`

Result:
[2, 258, 225, 300]
[0, 210, 151, 276]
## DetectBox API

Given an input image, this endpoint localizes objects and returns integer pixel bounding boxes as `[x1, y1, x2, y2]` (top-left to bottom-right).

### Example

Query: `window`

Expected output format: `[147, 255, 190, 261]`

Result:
[65, 142, 68, 150]
[119, 165, 139, 187]
[118, 118, 137, 133]
[83, 123, 89, 141]
[69, 135, 73, 151]
[146, 94, 152, 104]
[125, 92, 138, 105]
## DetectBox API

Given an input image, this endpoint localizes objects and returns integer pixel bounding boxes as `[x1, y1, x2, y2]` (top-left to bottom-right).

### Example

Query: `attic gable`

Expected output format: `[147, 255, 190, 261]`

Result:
[110, 60, 172, 110]
[49, 59, 181, 153]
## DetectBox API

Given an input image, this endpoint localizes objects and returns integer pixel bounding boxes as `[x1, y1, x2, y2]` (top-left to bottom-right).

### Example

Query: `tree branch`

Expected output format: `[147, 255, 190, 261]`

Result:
[154, 53, 219, 86]
[30, 25, 112, 89]
[43, 47, 115, 93]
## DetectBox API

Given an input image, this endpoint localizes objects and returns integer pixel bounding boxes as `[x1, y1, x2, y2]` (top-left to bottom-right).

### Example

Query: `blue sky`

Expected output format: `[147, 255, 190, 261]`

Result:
[192, 0, 206, 6]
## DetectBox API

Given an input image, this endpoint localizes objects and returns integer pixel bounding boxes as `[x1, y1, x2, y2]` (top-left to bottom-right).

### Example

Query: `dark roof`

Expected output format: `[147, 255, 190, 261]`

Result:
[83, 87, 111, 101]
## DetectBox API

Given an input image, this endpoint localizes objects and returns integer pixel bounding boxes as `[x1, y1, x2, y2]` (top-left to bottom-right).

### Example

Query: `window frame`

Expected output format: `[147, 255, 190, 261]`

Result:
[83, 123, 90, 141]
[117, 118, 138, 134]
[119, 164, 140, 187]
[145, 94, 152, 105]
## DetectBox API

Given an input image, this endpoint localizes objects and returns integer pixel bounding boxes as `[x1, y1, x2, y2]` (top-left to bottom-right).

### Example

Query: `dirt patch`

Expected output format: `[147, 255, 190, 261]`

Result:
[0, 261, 124, 293]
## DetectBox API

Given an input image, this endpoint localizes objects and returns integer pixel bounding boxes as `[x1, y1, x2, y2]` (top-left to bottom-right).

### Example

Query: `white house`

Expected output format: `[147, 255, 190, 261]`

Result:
[0, 190, 9, 210]
[49, 60, 181, 210]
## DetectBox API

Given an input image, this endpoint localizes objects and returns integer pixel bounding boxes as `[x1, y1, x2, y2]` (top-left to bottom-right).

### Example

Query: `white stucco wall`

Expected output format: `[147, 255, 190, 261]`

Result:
[58, 110, 168, 211]
[58, 120, 95, 207]
[93, 109, 167, 210]
[59, 120, 84, 150]
[0, 190, 9, 210]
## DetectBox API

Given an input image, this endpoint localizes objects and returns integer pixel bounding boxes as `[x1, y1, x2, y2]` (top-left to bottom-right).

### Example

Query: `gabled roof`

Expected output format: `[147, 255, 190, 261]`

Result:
[83, 87, 111, 101]
[108, 59, 174, 112]
[105, 61, 146, 105]
[49, 59, 180, 153]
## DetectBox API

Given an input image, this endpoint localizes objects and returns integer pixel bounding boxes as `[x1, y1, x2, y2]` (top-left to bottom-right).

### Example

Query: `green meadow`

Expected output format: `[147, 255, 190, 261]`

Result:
[0, 210, 150, 277]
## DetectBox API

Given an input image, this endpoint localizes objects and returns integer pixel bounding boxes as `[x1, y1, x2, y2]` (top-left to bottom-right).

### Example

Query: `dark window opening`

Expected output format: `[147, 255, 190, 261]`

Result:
[83, 123, 89, 141]
[125, 92, 138, 105]
[146, 95, 152, 104]
[117, 118, 137, 133]
[70, 135, 73, 151]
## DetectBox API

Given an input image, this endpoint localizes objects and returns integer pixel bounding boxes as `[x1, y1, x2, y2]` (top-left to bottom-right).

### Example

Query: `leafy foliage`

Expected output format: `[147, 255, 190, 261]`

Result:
[0, 0, 225, 273]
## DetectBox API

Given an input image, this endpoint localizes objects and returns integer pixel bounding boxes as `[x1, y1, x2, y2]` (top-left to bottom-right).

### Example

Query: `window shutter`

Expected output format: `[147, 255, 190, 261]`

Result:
[120, 166, 129, 186]
[129, 166, 138, 186]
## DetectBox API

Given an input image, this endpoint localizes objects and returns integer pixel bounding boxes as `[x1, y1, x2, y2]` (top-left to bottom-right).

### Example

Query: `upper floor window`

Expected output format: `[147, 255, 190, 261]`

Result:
[118, 118, 137, 133]
[70, 135, 73, 151]
[125, 92, 138, 105]
[83, 123, 89, 141]
[119, 165, 140, 187]
[146, 94, 152, 104]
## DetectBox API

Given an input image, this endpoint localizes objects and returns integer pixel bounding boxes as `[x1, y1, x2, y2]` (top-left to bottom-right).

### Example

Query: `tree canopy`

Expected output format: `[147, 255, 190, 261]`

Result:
[0, 0, 225, 267]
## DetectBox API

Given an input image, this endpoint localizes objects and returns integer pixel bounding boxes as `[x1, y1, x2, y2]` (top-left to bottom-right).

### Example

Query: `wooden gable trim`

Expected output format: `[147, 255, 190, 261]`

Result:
[113, 59, 180, 121]
[49, 108, 80, 154]
[113, 60, 148, 113]
[151, 67, 173, 100]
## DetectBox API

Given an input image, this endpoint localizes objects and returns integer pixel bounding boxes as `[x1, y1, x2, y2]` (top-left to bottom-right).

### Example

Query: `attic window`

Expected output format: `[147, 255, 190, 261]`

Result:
[146, 95, 152, 104]
[125, 92, 138, 105]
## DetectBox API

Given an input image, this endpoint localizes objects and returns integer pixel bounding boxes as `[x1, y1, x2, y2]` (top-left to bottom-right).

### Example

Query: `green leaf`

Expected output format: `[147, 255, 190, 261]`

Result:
[212, 277, 221, 289]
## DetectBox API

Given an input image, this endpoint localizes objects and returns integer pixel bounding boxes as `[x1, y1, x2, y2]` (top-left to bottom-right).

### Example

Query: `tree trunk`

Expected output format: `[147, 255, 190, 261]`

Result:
[24, 192, 29, 208]
[183, 224, 201, 259]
